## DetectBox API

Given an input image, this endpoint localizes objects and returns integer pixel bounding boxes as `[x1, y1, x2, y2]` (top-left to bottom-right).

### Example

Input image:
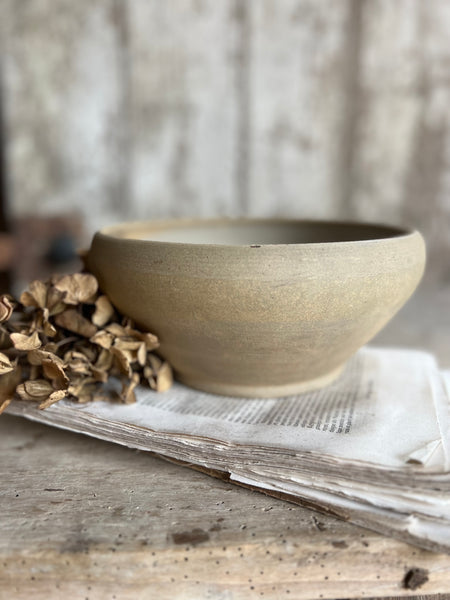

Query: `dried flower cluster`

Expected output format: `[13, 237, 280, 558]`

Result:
[0, 273, 172, 415]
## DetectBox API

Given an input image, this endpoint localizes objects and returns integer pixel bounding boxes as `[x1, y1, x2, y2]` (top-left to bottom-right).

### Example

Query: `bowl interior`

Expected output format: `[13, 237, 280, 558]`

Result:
[103, 220, 410, 246]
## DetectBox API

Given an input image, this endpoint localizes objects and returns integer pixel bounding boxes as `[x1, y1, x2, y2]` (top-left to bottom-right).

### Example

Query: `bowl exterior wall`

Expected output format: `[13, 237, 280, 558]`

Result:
[87, 229, 425, 397]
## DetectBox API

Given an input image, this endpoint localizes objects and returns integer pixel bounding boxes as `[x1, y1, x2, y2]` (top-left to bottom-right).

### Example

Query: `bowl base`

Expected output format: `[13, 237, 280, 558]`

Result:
[177, 364, 345, 399]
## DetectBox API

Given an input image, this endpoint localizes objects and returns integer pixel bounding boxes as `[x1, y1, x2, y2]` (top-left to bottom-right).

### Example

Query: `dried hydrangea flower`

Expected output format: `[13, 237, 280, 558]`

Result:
[0, 271, 173, 413]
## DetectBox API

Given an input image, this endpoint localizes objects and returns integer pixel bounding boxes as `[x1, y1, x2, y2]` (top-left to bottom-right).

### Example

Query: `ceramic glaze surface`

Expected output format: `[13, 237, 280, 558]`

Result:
[87, 219, 426, 398]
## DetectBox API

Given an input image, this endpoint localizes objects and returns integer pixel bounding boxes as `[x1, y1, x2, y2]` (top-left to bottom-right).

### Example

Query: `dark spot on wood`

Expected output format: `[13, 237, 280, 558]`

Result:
[250, 245, 261, 248]
[312, 516, 326, 531]
[403, 567, 429, 590]
[331, 540, 348, 549]
[172, 528, 210, 546]
[209, 523, 222, 532]
[61, 534, 97, 554]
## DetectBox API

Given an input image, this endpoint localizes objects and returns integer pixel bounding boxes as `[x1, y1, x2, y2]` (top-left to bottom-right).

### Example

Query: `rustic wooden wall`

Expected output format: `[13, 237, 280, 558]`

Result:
[1, 0, 450, 281]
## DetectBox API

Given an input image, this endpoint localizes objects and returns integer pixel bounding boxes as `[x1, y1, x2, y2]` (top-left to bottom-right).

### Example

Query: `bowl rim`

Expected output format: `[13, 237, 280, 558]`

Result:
[94, 217, 421, 249]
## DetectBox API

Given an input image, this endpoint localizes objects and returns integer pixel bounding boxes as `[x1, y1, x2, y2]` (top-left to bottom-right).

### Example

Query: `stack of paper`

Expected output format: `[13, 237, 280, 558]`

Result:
[7, 346, 450, 553]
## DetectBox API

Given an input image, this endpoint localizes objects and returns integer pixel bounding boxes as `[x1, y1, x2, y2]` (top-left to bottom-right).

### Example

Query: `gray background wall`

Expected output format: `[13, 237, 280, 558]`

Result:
[1, 0, 450, 286]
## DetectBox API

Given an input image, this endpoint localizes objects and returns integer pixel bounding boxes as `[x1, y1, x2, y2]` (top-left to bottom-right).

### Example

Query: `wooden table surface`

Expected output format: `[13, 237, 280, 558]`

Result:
[1, 284, 450, 600]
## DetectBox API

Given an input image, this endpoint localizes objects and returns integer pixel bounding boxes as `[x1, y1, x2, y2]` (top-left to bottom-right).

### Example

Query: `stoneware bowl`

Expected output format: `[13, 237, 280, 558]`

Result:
[86, 218, 425, 398]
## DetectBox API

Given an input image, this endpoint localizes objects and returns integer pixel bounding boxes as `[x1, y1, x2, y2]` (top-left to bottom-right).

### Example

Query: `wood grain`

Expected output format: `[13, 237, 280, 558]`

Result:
[125, 0, 242, 221]
[246, 0, 351, 219]
[1, 413, 450, 600]
[1, 0, 129, 236]
[2, 0, 450, 278]
[348, 0, 450, 281]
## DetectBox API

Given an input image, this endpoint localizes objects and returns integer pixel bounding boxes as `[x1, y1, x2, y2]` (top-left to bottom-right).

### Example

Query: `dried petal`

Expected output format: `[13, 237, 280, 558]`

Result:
[43, 343, 59, 354]
[135, 331, 159, 351]
[90, 330, 114, 350]
[68, 376, 96, 397]
[30, 312, 44, 332]
[0, 367, 22, 402]
[28, 349, 64, 367]
[0, 398, 12, 415]
[0, 295, 14, 322]
[0, 352, 13, 375]
[147, 354, 163, 371]
[111, 346, 133, 377]
[120, 373, 140, 404]
[16, 379, 54, 401]
[54, 309, 97, 338]
[78, 344, 98, 363]
[144, 356, 173, 392]
[95, 348, 113, 372]
[91, 365, 108, 383]
[46, 287, 67, 316]
[43, 319, 57, 337]
[54, 273, 98, 305]
[65, 352, 92, 376]
[91, 349, 113, 382]
[137, 342, 147, 367]
[10, 331, 42, 351]
[114, 338, 143, 352]
[143, 365, 153, 381]
[155, 361, 173, 392]
[105, 323, 127, 337]
[92, 295, 115, 327]
[42, 359, 69, 389]
[20, 280, 48, 309]
[39, 389, 67, 410]
[68, 378, 98, 404]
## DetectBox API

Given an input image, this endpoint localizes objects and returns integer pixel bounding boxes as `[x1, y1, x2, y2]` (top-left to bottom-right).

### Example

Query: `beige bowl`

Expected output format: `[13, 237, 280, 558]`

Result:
[87, 218, 425, 398]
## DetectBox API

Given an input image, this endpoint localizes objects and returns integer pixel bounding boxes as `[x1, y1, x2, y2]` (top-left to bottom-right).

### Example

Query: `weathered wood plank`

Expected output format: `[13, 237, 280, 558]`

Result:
[246, 0, 353, 218]
[349, 0, 450, 280]
[126, 0, 242, 220]
[1, 0, 129, 236]
[2, 0, 450, 281]
[348, 0, 423, 224]
[1, 414, 450, 600]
